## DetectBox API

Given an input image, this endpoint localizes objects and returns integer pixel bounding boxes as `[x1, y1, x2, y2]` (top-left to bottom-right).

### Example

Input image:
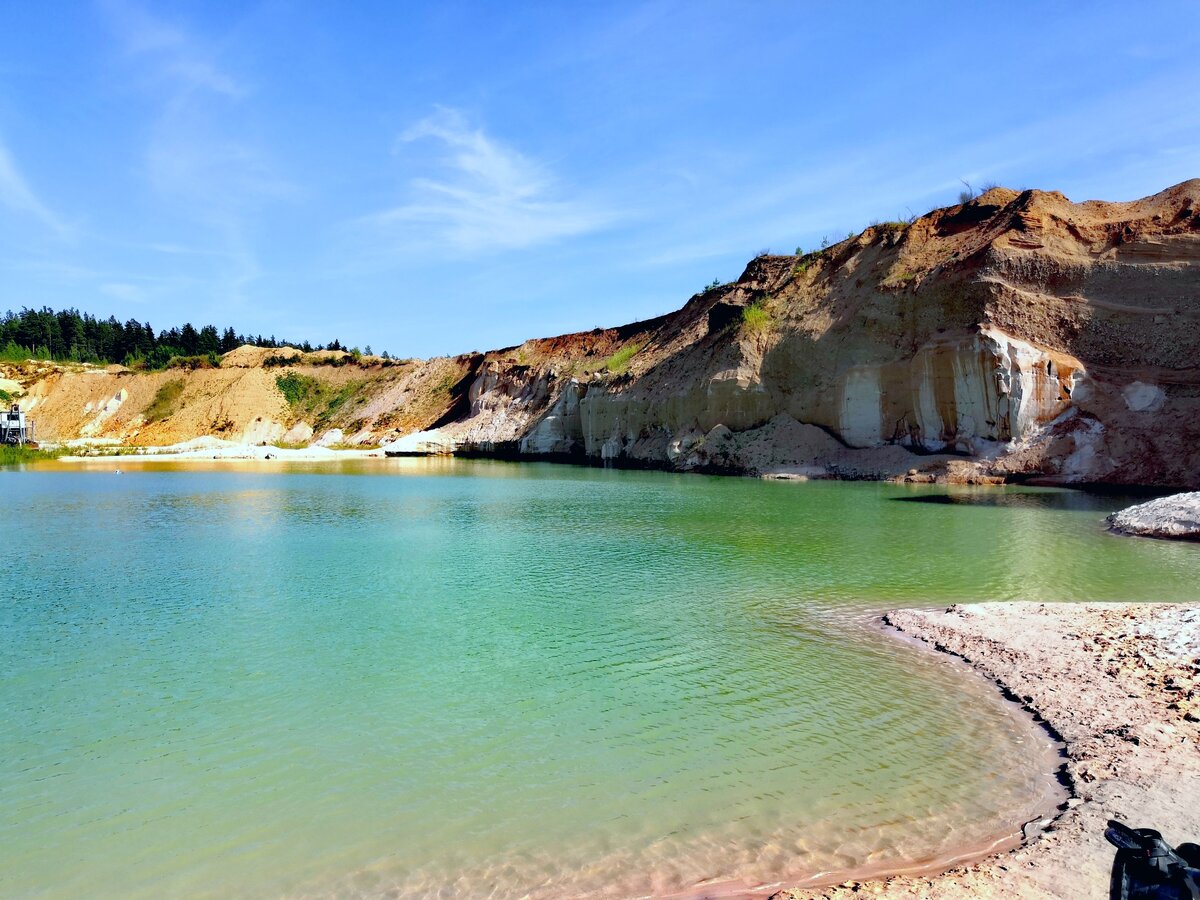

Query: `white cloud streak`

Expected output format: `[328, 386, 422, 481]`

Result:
[101, 0, 245, 97]
[0, 138, 69, 235]
[100, 0, 291, 308]
[103, 1, 281, 208]
[358, 108, 615, 257]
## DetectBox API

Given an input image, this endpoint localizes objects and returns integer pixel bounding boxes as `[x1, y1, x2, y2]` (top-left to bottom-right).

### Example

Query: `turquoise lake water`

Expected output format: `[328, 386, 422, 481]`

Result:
[2, 459, 1197, 898]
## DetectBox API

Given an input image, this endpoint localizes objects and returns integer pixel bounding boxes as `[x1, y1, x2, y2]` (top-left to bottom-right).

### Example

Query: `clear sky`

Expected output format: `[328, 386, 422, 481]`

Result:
[1, 2, 1198, 358]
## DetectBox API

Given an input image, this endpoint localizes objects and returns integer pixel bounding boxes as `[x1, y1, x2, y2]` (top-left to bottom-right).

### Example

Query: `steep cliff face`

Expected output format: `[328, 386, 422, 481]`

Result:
[437, 180, 1200, 485]
[9, 181, 1200, 486]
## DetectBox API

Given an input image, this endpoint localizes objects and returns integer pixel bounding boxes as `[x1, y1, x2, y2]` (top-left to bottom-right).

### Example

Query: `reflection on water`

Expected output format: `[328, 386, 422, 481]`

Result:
[893, 491, 1091, 509]
[0, 460, 1194, 898]
[891, 486, 1166, 510]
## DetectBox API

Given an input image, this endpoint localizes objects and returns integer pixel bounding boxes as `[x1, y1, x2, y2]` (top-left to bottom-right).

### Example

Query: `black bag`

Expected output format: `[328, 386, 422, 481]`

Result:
[1106, 820, 1200, 900]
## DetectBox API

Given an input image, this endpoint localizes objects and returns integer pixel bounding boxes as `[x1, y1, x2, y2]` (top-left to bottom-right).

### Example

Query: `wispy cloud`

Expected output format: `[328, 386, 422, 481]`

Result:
[144, 106, 291, 209]
[0, 137, 69, 235]
[102, 1, 286, 208]
[357, 108, 615, 257]
[101, 0, 244, 97]
[100, 1, 291, 308]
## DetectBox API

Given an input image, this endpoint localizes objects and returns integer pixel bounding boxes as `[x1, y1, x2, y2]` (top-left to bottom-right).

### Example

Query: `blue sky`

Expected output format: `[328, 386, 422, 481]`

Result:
[1, 2, 1198, 358]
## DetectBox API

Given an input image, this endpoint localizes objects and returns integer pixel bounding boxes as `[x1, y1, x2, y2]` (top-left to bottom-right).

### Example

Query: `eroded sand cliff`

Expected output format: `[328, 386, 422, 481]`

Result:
[7, 180, 1200, 485]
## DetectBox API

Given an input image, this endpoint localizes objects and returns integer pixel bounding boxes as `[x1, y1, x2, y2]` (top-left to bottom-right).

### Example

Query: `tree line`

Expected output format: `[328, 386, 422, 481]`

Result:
[0, 306, 366, 369]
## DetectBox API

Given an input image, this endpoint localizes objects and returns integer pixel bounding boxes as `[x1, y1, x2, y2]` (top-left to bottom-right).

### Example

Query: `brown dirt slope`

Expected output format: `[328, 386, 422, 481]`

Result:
[3, 351, 464, 447]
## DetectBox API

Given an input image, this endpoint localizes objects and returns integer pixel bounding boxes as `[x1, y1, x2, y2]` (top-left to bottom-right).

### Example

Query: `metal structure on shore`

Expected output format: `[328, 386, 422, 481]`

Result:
[0, 403, 34, 445]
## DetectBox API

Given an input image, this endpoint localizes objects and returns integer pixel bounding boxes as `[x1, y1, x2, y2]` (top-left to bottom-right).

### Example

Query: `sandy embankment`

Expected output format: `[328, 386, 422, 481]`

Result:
[778, 602, 1200, 899]
[59, 436, 385, 463]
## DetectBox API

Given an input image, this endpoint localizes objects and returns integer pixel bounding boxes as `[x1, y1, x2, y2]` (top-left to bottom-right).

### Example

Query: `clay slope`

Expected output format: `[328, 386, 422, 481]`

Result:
[8, 180, 1200, 486]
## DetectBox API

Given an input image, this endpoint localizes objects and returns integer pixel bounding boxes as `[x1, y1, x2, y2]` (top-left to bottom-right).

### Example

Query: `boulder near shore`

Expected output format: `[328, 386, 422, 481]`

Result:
[1107, 492, 1200, 540]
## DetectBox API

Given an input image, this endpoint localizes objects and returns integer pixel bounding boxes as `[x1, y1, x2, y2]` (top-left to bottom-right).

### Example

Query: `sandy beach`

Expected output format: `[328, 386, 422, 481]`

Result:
[778, 602, 1200, 899]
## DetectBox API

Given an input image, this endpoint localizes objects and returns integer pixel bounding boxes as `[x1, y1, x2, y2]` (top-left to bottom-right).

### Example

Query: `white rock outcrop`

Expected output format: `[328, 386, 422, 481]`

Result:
[313, 428, 345, 447]
[81, 389, 128, 436]
[1107, 493, 1200, 540]
[518, 380, 586, 455]
[382, 429, 458, 456]
[241, 417, 286, 446]
[281, 421, 314, 445]
[835, 327, 1082, 453]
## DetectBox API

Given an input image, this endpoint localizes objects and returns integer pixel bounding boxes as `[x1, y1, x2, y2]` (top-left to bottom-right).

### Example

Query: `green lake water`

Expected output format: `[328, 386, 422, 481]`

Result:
[2, 459, 1197, 898]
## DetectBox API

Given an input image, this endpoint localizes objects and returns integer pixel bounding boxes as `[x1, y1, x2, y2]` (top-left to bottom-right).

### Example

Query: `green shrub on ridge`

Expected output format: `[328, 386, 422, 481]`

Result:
[742, 300, 774, 337]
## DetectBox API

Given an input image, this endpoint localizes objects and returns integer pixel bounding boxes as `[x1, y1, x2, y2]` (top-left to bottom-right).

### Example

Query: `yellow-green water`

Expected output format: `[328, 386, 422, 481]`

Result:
[1, 459, 1194, 897]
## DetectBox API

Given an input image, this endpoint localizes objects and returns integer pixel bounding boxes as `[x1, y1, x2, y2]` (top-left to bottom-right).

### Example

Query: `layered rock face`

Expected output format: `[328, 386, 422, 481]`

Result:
[9, 180, 1200, 486]
[437, 180, 1200, 486]
[832, 326, 1079, 452]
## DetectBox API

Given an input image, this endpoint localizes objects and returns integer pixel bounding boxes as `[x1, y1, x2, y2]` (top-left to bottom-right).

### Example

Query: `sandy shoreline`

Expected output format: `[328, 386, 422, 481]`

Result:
[776, 602, 1200, 899]
[55, 437, 385, 463]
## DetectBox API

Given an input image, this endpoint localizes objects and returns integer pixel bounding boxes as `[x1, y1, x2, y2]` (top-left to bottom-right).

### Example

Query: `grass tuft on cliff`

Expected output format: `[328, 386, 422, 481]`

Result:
[605, 343, 641, 373]
[144, 379, 185, 423]
[741, 300, 774, 338]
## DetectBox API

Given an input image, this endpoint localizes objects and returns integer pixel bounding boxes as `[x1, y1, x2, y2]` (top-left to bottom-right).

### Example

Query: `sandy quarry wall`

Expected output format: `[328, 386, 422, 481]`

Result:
[10, 180, 1200, 486]
[8, 351, 470, 449]
[521, 181, 1200, 485]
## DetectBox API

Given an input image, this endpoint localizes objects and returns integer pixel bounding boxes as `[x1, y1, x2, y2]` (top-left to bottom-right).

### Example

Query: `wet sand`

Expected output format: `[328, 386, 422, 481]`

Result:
[778, 602, 1200, 899]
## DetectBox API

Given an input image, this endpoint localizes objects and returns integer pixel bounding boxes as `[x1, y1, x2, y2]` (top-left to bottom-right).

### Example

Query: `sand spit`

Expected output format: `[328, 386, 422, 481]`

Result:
[777, 602, 1200, 899]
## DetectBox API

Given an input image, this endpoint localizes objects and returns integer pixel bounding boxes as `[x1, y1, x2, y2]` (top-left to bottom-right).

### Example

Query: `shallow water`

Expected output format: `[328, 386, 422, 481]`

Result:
[1, 459, 1195, 898]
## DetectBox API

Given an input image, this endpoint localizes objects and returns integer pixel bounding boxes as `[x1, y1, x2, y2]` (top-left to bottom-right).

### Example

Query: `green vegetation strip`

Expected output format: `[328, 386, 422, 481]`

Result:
[276, 372, 361, 428]
[0, 445, 65, 465]
[605, 343, 641, 373]
[1, 306, 373, 368]
[144, 379, 185, 423]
